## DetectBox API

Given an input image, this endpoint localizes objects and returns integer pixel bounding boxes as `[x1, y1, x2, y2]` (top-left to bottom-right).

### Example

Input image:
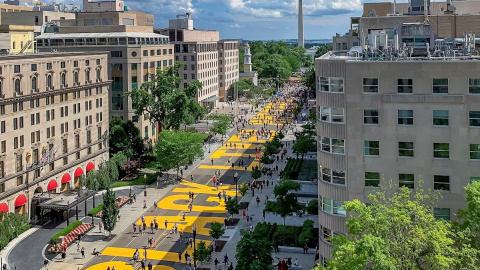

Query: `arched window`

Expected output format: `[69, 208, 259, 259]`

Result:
[60, 73, 66, 86]
[74, 72, 78, 84]
[0, 81, 3, 97]
[31, 76, 37, 90]
[85, 69, 90, 83]
[96, 69, 100, 81]
[14, 78, 20, 93]
[47, 74, 52, 88]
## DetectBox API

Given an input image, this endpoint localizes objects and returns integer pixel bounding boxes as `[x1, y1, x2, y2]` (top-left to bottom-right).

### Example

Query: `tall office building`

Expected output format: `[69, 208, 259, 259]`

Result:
[35, 10, 174, 143]
[157, 13, 239, 105]
[315, 51, 480, 265]
[0, 52, 110, 220]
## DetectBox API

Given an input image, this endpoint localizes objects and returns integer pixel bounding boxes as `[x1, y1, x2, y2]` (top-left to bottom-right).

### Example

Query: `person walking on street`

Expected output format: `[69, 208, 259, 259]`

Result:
[81, 246, 85, 258]
[256, 196, 260, 206]
[214, 258, 219, 269]
[178, 252, 182, 262]
[133, 223, 136, 233]
[224, 254, 229, 266]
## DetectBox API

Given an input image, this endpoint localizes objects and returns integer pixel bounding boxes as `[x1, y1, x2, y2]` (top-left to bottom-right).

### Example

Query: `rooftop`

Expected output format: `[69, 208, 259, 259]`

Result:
[0, 51, 107, 60]
[36, 32, 168, 39]
[319, 50, 480, 62]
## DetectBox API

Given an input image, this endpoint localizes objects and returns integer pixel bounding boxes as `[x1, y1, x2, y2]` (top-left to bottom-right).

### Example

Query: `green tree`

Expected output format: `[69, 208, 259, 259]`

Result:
[101, 188, 119, 237]
[154, 130, 204, 180]
[108, 116, 144, 159]
[317, 181, 456, 270]
[85, 170, 101, 191]
[209, 221, 225, 251]
[109, 123, 131, 158]
[315, 44, 333, 58]
[272, 180, 302, 225]
[303, 67, 315, 90]
[225, 196, 240, 219]
[239, 182, 249, 196]
[251, 165, 262, 181]
[194, 240, 212, 268]
[235, 223, 273, 270]
[293, 134, 315, 159]
[452, 181, 480, 269]
[209, 115, 230, 138]
[0, 212, 28, 250]
[127, 62, 206, 130]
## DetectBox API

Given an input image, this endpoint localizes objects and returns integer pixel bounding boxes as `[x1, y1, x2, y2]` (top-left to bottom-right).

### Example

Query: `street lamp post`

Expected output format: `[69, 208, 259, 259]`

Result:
[144, 174, 147, 189]
[207, 120, 211, 153]
[234, 172, 238, 200]
[193, 223, 197, 269]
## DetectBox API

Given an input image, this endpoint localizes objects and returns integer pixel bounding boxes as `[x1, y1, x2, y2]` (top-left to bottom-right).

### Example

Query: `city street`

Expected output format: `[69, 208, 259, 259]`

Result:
[80, 99, 297, 270]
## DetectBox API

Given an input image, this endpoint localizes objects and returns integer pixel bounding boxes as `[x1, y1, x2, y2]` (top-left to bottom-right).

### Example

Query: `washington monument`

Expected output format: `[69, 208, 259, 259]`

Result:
[298, 0, 304, 47]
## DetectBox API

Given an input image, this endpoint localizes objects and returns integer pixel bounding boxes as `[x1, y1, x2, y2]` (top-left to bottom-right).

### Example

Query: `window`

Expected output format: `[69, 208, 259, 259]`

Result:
[14, 78, 20, 93]
[143, 50, 148, 56]
[399, 174, 414, 189]
[469, 78, 480, 94]
[0, 121, 4, 133]
[434, 208, 450, 220]
[15, 154, 22, 172]
[365, 172, 380, 187]
[321, 197, 345, 217]
[469, 111, 480, 127]
[433, 78, 448, 94]
[363, 78, 378, 93]
[110, 51, 123, 57]
[397, 78, 413, 93]
[14, 65, 20, 73]
[1, 141, 5, 153]
[319, 77, 344, 93]
[434, 175, 450, 191]
[16, 176, 23, 186]
[31, 64, 37, 71]
[364, 141, 379, 156]
[364, 109, 379, 124]
[320, 137, 345, 154]
[61, 73, 66, 86]
[398, 142, 414, 157]
[47, 74, 52, 88]
[398, 110, 413, 125]
[470, 144, 480, 160]
[320, 107, 344, 123]
[433, 110, 449, 126]
[60, 61, 65, 68]
[470, 177, 480, 183]
[322, 226, 332, 243]
[321, 167, 346, 185]
[73, 61, 78, 67]
[433, 143, 449, 158]
[47, 63, 52, 70]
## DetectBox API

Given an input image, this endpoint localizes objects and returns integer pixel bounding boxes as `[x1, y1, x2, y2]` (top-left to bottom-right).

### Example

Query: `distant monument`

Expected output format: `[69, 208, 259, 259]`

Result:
[239, 43, 258, 86]
[298, 0, 304, 47]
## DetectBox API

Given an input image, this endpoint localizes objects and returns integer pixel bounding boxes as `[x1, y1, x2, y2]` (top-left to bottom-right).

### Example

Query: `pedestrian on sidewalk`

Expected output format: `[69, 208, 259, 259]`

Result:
[256, 196, 260, 206]
[224, 254, 229, 266]
[98, 221, 103, 233]
[133, 223, 136, 233]
[139, 225, 143, 235]
[191, 175, 194, 181]
[154, 201, 157, 210]
[214, 258, 219, 269]
[242, 209, 246, 219]
[165, 220, 168, 230]
[263, 209, 265, 220]
[211, 158, 214, 165]
[81, 246, 85, 258]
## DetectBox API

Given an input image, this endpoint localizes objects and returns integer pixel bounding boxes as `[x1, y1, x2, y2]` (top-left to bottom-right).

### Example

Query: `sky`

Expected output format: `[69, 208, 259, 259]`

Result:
[47, 0, 396, 40]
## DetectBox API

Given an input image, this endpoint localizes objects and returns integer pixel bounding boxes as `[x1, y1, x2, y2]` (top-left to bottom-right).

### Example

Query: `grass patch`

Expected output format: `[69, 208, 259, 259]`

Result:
[88, 203, 104, 217]
[144, 161, 162, 172]
[110, 172, 161, 188]
[50, 221, 82, 243]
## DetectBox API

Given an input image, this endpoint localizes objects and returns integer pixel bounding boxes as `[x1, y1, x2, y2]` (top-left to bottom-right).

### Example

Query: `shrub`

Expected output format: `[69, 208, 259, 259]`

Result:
[88, 203, 104, 217]
[50, 220, 82, 243]
[0, 213, 29, 250]
[272, 225, 302, 247]
[265, 201, 275, 212]
[307, 199, 318, 215]
[299, 219, 316, 247]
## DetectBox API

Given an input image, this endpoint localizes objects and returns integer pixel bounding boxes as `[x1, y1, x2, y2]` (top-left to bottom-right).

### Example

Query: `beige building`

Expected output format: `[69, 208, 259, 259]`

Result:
[1, 10, 76, 35]
[36, 32, 174, 143]
[315, 51, 480, 265]
[218, 40, 240, 101]
[0, 52, 110, 221]
[157, 13, 239, 106]
[82, 0, 124, 13]
[0, 3, 33, 22]
[0, 25, 34, 54]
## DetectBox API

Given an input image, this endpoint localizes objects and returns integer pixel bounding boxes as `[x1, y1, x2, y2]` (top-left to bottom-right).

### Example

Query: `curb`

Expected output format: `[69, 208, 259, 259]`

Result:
[2, 227, 39, 270]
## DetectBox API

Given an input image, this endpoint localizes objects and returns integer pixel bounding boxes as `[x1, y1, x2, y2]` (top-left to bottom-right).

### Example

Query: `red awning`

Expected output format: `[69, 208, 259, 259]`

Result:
[74, 167, 84, 177]
[47, 180, 58, 191]
[14, 195, 27, 207]
[86, 162, 95, 172]
[61, 173, 71, 184]
[0, 203, 8, 213]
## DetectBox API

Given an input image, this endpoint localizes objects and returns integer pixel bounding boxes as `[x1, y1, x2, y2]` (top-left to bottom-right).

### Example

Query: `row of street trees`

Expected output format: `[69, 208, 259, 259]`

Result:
[314, 181, 480, 269]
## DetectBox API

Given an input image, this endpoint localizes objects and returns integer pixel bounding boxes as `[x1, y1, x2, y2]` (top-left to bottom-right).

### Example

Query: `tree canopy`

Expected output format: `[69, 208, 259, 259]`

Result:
[272, 180, 302, 225]
[109, 116, 144, 159]
[127, 62, 206, 130]
[154, 130, 204, 178]
[318, 182, 457, 270]
[101, 188, 119, 237]
[225, 197, 240, 219]
[235, 223, 273, 270]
